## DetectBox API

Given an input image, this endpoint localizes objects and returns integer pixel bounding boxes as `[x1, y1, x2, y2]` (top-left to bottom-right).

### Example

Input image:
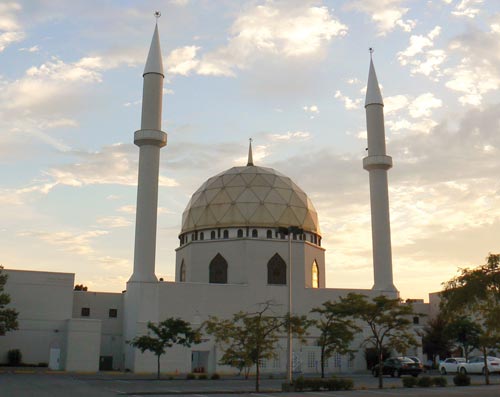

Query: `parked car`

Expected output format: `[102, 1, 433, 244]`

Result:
[372, 357, 424, 378]
[457, 356, 500, 375]
[439, 357, 466, 374]
[407, 356, 425, 371]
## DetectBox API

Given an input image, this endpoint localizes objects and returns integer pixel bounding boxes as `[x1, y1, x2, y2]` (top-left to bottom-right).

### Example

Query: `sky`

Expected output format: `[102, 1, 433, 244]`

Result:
[1, 0, 499, 301]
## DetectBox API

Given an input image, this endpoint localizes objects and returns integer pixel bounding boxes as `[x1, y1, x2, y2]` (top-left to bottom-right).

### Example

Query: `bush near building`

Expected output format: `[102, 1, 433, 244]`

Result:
[292, 376, 354, 391]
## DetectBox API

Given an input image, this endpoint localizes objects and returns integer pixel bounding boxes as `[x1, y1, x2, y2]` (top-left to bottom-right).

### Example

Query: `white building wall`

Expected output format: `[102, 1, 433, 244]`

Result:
[0, 269, 74, 366]
[64, 318, 101, 371]
[73, 291, 124, 370]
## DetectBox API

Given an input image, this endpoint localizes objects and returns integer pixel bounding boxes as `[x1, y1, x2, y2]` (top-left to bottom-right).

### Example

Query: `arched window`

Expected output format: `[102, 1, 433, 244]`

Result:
[267, 253, 286, 285]
[237, 229, 244, 238]
[192, 233, 196, 241]
[179, 235, 184, 246]
[223, 230, 229, 239]
[312, 260, 319, 288]
[211, 230, 216, 240]
[209, 253, 228, 284]
[266, 230, 272, 239]
[252, 229, 258, 238]
[180, 260, 186, 282]
[200, 232, 204, 241]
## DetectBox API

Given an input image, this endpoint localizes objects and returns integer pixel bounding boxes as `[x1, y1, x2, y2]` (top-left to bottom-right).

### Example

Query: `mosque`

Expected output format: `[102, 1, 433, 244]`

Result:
[0, 24, 428, 373]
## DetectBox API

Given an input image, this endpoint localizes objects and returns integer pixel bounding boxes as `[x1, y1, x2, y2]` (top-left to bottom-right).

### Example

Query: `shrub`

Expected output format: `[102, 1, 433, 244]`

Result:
[453, 373, 471, 386]
[292, 376, 353, 391]
[402, 377, 418, 388]
[186, 373, 196, 380]
[197, 374, 207, 380]
[211, 373, 220, 380]
[417, 376, 432, 388]
[7, 349, 22, 366]
[432, 376, 447, 387]
[38, 362, 48, 368]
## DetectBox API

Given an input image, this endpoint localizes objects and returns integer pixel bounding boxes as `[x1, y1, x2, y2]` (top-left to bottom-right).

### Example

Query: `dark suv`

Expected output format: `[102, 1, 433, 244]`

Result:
[372, 357, 423, 378]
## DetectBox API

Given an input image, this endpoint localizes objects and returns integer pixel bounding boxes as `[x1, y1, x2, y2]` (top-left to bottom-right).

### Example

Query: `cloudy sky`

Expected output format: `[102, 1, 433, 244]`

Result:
[1, 0, 499, 300]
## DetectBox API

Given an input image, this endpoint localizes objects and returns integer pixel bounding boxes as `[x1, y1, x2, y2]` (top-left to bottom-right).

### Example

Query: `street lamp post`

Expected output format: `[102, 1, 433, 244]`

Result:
[279, 226, 303, 385]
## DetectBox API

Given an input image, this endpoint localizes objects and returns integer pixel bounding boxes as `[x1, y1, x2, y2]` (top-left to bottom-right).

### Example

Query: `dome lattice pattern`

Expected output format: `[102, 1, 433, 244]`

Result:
[181, 166, 320, 234]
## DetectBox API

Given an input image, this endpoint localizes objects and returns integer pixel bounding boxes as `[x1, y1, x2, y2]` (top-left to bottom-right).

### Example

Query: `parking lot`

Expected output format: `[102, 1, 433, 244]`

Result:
[1, 371, 499, 396]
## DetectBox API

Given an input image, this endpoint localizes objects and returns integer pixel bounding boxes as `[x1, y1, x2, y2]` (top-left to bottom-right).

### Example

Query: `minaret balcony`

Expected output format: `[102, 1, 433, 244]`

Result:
[134, 129, 167, 147]
[363, 155, 392, 171]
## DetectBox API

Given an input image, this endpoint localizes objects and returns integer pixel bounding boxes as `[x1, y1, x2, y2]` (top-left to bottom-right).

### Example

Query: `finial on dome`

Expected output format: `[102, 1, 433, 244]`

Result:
[247, 138, 254, 166]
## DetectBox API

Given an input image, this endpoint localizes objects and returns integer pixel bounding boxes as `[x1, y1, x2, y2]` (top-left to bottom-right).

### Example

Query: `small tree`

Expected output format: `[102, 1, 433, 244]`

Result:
[0, 266, 18, 336]
[311, 300, 360, 378]
[421, 313, 453, 365]
[440, 253, 500, 385]
[204, 302, 310, 392]
[129, 318, 201, 379]
[74, 284, 88, 291]
[339, 293, 419, 389]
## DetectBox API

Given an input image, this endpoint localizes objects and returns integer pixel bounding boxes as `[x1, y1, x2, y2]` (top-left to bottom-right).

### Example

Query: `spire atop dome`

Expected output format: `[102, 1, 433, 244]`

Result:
[143, 22, 164, 77]
[365, 48, 383, 107]
[247, 138, 254, 166]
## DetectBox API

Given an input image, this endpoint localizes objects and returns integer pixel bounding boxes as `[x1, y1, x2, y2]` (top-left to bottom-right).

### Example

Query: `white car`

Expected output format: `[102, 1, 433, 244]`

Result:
[439, 357, 466, 374]
[458, 356, 500, 375]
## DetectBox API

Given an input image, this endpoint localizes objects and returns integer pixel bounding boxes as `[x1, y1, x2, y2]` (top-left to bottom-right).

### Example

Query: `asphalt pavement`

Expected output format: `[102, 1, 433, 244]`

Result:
[1, 370, 499, 396]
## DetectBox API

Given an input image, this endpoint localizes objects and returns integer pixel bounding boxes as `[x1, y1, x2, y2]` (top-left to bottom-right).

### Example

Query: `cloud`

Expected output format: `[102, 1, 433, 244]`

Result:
[408, 93, 443, 118]
[18, 229, 108, 256]
[345, 0, 415, 35]
[19, 45, 39, 52]
[0, 31, 24, 51]
[303, 105, 319, 114]
[384, 95, 409, 115]
[439, 20, 500, 106]
[95, 216, 132, 228]
[397, 26, 445, 80]
[451, 0, 484, 18]
[334, 90, 362, 110]
[167, 2, 347, 77]
[170, 0, 189, 6]
[166, 45, 200, 76]
[269, 131, 311, 141]
[45, 144, 178, 191]
[303, 105, 319, 118]
[118, 205, 136, 214]
[0, 2, 24, 51]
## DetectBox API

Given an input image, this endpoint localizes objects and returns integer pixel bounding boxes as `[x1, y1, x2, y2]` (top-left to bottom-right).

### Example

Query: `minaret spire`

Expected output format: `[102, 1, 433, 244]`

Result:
[365, 48, 383, 107]
[362, 51, 397, 294]
[130, 18, 168, 283]
[144, 22, 164, 77]
[247, 138, 254, 166]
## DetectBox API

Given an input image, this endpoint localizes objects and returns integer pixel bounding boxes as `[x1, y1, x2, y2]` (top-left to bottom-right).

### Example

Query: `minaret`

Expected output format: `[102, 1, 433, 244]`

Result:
[363, 51, 397, 293]
[129, 22, 167, 283]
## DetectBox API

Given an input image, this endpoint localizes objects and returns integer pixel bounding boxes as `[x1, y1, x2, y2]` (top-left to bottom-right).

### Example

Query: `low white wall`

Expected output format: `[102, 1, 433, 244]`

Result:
[64, 318, 101, 372]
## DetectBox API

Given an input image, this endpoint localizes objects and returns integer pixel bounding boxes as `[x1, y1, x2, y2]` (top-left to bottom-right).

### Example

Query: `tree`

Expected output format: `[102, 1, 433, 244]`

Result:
[0, 266, 18, 336]
[440, 253, 500, 385]
[444, 317, 480, 360]
[338, 293, 419, 389]
[421, 313, 453, 365]
[311, 300, 360, 378]
[204, 302, 310, 392]
[74, 284, 88, 291]
[129, 318, 201, 379]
